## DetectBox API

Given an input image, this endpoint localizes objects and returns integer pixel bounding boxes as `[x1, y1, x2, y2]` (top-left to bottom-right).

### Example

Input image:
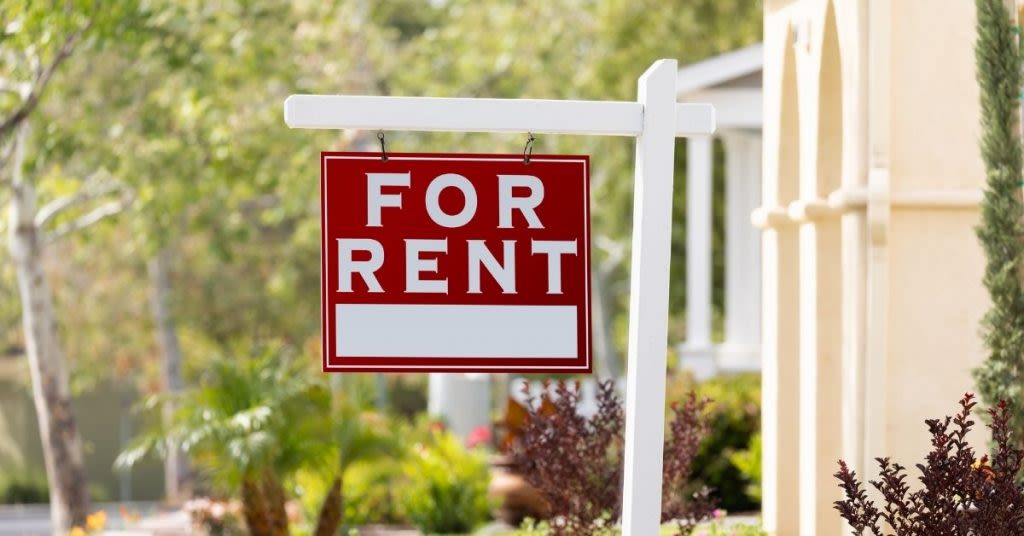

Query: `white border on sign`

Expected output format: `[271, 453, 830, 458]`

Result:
[322, 154, 591, 371]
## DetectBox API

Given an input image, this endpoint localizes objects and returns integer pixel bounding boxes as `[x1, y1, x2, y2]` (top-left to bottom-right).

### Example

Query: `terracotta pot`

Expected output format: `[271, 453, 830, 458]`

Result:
[488, 454, 551, 526]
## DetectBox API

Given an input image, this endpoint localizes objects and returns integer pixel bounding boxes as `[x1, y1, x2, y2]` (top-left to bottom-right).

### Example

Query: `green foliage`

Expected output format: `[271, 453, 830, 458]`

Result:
[1, 0, 763, 388]
[301, 415, 503, 531]
[385, 375, 429, 419]
[973, 0, 1024, 433]
[330, 403, 397, 476]
[116, 344, 327, 488]
[0, 0, 130, 138]
[330, 373, 428, 419]
[397, 429, 492, 534]
[668, 372, 761, 512]
[511, 516, 768, 536]
[340, 461, 405, 527]
[294, 416, 409, 528]
[0, 470, 48, 504]
[121, 344, 398, 535]
[514, 517, 553, 535]
[294, 458, 405, 529]
[0, 453, 108, 506]
[727, 432, 762, 504]
[2, 2, 765, 519]
[697, 520, 768, 536]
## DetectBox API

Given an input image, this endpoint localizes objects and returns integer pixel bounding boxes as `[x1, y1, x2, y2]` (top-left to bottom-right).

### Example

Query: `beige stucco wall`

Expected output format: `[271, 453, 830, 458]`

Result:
[759, 0, 987, 534]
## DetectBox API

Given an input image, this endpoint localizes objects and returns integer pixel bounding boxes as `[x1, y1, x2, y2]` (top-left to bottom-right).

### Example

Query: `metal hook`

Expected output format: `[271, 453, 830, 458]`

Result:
[523, 132, 535, 164]
[377, 130, 388, 161]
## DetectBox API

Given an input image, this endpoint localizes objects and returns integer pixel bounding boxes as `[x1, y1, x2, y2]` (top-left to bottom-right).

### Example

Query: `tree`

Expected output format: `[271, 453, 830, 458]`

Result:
[39, 0, 332, 499]
[7, 122, 94, 532]
[0, 4, 127, 530]
[374, 0, 760, 366]
[972, 0, 1024, 433]
[311, 400, 395, 536]
[117, 346, 393, 536]
[118, 347, 316, 536]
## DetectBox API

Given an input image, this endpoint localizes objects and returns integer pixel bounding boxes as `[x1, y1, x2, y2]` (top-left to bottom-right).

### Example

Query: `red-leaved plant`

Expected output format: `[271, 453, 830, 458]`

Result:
[511, 380, 715, 535]
[834, 393, 1024, 535]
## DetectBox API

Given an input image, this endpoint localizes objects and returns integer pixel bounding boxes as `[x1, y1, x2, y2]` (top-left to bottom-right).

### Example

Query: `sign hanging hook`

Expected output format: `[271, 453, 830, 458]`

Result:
[523, 132, 535, 164]
[377, 130, 388, 161]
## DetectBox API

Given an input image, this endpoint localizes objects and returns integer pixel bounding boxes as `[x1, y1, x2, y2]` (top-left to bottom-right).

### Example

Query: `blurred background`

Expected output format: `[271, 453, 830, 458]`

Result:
[0, 1, 764, 534]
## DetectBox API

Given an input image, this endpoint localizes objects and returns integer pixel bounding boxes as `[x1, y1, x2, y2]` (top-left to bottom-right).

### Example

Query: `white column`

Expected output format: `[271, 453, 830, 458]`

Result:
[679, 135, 715, 379]
[427, 373, 491, 439]
[621, 58, 678, 535]
[720, 132, 763, 371]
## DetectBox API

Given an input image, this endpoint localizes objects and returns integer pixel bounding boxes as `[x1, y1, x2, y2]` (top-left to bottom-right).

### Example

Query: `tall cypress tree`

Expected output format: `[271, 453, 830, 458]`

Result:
[973, 0, 1024, 431]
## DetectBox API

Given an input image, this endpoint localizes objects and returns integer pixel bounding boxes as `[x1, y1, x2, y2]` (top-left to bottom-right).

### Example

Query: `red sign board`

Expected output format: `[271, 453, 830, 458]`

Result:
[321, 152, 592, 372]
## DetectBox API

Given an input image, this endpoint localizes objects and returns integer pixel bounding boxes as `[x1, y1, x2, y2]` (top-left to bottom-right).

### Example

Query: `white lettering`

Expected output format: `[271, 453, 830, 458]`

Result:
[366, 173, 410, 227]
[337, 238, 384, 292]
[498, 175, 544, 228]
[468, 240, 516, 294]
[531, 240, 577, 294]
[405, 239, 448, 293]
[425, 173, 477, 228]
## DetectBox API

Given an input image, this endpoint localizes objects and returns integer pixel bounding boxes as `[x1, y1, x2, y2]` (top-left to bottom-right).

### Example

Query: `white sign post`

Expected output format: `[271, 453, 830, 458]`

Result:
[285, 59, 715, 535]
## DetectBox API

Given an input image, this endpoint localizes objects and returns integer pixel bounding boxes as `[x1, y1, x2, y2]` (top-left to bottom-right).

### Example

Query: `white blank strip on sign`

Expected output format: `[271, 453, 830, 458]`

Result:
[336, 304, 577, 358]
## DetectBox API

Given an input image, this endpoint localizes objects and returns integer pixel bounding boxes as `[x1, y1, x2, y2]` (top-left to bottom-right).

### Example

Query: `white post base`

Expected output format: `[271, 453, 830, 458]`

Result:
[715, 342, 761, 373]
[427, 373, 491, 439]
[677, 342, 718, 381]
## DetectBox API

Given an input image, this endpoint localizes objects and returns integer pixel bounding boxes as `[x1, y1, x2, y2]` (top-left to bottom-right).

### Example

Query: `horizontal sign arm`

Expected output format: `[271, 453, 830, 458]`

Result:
[284, 95, 715, 137]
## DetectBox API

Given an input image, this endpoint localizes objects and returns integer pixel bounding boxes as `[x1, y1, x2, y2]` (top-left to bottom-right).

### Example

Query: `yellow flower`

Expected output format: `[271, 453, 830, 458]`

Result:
[85, 510, 107, 531]
[70, 527, 87, 536]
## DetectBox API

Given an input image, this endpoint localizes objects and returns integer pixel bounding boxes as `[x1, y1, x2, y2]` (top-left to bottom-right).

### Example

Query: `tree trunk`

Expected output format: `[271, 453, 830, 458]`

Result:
[147, 247, 190, 503]
[6, 126, 91, 534]
[260, 469, 290, 536]
[313, 475, 343, 536]
[241, 473, 272, 536]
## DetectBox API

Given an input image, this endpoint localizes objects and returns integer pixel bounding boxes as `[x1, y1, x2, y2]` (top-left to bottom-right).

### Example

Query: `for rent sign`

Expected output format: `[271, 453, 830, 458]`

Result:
[321, 152, 592, 372]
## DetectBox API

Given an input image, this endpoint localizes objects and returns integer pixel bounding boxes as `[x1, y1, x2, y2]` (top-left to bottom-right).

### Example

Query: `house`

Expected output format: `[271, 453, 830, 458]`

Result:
[677, 43, 764, 380]
[758, 1, 986, 534]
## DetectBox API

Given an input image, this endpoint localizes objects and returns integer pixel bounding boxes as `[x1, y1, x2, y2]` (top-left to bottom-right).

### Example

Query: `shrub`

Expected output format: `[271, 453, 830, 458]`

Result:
[727, 432, 762, 504]
[834, 393, 1024, 535]
[295, 458, 406, 530]
[700, 518, 769, 536]
[0, 471, 49, 504]
[972, 0, 1024, 435]
[668, 372, 761, 512]
[118, 349, 326, 536]
[663, 393, 717, 535]
[336, 373, 428, 420]
[340, 461, 405, 526]
[512, 380, 716, 536]
[513, 380, 623, 535]
[513, 513, 769, 535]
[385, 374, 428, 419]
[119, 346, 393, 536]
[397, 428, 492, 534]
[312, 405, 397, 536]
